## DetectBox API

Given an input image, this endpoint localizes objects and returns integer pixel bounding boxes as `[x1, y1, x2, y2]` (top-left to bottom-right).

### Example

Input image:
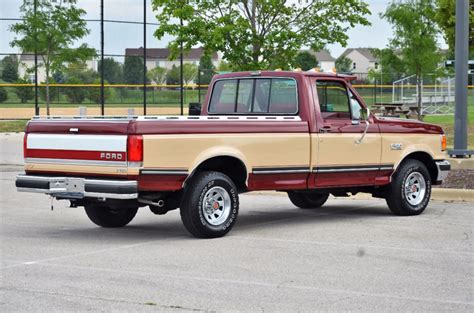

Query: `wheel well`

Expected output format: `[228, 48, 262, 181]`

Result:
[399, 152, 437, 183]
[188, 156, 248, 192]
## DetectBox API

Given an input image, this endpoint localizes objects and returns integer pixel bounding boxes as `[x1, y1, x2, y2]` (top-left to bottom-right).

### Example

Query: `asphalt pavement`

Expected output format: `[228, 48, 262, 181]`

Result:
[1, 166, 473, 311]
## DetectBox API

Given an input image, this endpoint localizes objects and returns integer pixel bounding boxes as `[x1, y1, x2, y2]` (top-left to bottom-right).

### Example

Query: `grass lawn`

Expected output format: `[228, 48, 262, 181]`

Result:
[0, 120, 28, 132]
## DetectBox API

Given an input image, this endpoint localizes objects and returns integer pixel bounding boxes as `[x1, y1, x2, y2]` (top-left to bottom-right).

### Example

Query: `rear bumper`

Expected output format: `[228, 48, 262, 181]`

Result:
[15, 175, 138, 199]
[435, 160, 451, 184]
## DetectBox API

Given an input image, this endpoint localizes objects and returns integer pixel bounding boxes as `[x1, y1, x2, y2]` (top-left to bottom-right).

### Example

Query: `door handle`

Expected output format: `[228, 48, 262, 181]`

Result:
[319, 126, 332, 133]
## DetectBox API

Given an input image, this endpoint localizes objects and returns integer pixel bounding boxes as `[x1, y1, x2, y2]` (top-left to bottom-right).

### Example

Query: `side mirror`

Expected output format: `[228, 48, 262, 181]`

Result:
[360, 107, 370, 121]
[189, 102, 201, 116]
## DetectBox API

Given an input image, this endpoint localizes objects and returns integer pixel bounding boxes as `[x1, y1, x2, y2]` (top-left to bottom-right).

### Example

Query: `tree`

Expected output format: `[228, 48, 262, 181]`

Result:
[10, 0, 95, 115]
[0, 87, 7, 103]
[435, 0, 474, 59]
[198, 54, 215, 84]
[124, 56, 144, 84]
[88, 78, 112, 104]
[1, 55, 19, 82]
[98, 58, 123, 84]
[335, 56, 352, 73]
[64, 77, 86, 104]
[14, 77, 34, 103]
[152, 0, 370, 70]
[367, 48, 406, 84]
[183, 63, 198, 85]
[382, 0, 442, 120]
[295, 51, 318, 71]
[217, 61, 232, 72]
[147, 66, 167, 84]
[65, 62, 98, 84]
[166, 65, 180, 85]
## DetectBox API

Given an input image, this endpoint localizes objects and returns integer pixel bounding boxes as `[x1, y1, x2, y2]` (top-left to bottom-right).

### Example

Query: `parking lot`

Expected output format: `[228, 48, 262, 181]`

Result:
[1, 165, 473, 311]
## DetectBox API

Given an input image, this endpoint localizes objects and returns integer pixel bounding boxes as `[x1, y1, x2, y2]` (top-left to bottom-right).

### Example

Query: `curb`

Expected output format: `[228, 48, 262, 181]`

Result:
[248, 188, 474, 202]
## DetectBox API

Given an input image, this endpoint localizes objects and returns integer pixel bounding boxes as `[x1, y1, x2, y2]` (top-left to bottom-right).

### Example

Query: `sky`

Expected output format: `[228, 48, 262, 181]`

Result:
[0, 0, 447, 60]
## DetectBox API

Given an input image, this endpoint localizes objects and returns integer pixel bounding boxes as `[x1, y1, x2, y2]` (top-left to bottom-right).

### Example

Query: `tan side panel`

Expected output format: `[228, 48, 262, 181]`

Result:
[143, 133, 310, 171]
[381, 134, 446, 167]
[25, 163, 139, 176]
[316, 133, 382, 166]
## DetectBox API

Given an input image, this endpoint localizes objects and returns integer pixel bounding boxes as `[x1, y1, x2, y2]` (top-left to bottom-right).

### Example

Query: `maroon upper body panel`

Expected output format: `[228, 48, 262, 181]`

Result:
[25, 71, 443, 137]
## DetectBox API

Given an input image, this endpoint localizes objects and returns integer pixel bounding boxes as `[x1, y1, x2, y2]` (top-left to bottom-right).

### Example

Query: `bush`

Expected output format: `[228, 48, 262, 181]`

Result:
[14, 78, 34, 103]
[88, 79, 113, 104]
[64, 77, 86, 104]
[0, 87, 7, 103]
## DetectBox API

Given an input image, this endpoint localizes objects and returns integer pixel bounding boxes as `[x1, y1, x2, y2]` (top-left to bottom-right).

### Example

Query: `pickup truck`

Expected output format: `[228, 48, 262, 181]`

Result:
[16, 70, 450, 238]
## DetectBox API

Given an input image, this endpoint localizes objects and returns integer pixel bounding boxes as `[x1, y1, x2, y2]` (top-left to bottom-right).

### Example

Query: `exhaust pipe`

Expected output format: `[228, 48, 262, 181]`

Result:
[138, 198, 165, 207]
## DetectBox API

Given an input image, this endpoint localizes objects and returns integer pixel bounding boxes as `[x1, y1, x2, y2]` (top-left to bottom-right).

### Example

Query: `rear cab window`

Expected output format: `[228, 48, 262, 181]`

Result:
[208, 77, 298, 114]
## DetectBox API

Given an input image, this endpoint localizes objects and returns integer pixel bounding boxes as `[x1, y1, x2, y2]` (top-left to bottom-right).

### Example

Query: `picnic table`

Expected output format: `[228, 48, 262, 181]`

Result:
[373, 102, 419, 118]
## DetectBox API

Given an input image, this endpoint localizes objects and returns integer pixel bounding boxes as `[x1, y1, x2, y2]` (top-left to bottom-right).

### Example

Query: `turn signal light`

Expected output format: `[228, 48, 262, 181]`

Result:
[127, 135, 143, 162]
[441, 134, 447, 151]
[23, 133, 28, 158]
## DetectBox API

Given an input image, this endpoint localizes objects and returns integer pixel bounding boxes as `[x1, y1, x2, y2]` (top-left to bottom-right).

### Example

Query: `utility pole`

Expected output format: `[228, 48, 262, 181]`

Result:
[100, 0, 105, 116]
[34, 0, 39, 116]
[449, 0, 473, 157]
[143, 0, 147, 115]
[180, 16, 184, 116]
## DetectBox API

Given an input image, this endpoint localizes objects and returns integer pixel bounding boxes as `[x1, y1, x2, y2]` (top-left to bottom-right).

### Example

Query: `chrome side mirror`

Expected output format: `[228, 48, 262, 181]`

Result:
[355, 107, 371, 144]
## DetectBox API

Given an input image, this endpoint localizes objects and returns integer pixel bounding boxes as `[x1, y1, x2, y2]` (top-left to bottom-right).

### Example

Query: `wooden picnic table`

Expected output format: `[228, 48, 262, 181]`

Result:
[373, 102, 420, 118]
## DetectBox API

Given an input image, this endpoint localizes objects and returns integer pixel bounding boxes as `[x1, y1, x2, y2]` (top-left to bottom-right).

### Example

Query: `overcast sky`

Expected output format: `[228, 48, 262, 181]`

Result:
[0, 0, 446, 60]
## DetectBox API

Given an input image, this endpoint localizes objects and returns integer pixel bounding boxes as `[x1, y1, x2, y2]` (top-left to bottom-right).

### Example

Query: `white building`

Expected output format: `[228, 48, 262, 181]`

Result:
[18, 53, 97, 83]
[339, 48, 379, 79]
[309, 49, 336, 72]
[124, 47, 220, 70]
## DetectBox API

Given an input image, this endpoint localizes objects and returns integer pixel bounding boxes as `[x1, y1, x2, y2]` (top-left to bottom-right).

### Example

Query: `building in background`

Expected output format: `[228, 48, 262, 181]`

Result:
[18, 53, 97, 83]
[339, 48, 379, 80]
[124, 47, 220, 70]
[306, 49, 336, 72]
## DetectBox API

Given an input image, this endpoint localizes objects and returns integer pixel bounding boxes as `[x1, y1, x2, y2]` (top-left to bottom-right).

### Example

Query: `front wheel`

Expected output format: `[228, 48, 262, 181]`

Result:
[84, 202, 138, 227]
[385, 159, 432, 216]
[287, 191, 329, 209]
[180, 171, 239, 238]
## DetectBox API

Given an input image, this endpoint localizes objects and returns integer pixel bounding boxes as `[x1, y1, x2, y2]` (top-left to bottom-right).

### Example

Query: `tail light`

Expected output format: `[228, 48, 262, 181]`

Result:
[127, 135, 143, 162]
[23, 133, 28, 158]
[441, 134, 447, 151]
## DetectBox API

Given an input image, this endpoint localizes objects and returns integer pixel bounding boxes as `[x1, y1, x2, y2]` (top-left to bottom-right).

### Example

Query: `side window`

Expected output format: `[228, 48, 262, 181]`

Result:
[236, 79, 253, 113]
[269, 79, 298, 114]
[209, 80, 237, 113]
[316, 80, 350, 119]
[209, 78, 298, 114]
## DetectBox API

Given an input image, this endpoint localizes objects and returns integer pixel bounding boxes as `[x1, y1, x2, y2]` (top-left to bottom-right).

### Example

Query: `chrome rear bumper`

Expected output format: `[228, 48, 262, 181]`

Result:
[16, 175, 138, 199]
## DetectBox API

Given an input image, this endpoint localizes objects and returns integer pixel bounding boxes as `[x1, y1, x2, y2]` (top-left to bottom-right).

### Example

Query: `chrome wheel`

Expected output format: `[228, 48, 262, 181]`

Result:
[404, 172, 426, 206]
[202, 186, 231, 226]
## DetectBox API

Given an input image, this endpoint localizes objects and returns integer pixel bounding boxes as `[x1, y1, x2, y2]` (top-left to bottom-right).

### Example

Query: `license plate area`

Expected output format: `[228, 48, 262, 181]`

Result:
[49, 178, 85, 193]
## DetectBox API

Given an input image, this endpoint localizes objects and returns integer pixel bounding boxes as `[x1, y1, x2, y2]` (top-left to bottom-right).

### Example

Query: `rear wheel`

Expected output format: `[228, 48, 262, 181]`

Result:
[84, 202, 138, 227]
[180, 171, 239, 238]
[287, 191, 329, 209]
[385, 159, 431, 216]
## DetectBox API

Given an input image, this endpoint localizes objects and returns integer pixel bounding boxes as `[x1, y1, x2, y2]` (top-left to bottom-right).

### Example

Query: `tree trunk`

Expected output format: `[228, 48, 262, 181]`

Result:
[416, 75, 422, 121]
[45, 66, 50, 116]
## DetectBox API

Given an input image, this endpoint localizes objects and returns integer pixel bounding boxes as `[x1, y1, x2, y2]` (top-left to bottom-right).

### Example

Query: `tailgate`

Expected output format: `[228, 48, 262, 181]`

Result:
[24, 119, 140, 177]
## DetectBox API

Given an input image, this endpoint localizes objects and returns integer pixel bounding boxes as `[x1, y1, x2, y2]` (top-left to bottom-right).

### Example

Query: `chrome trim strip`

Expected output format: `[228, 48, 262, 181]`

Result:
[137, 115, 302, 121]
[25, 158, 127, 167]
[312, 164, 394, 173]
[252, 169, 310, 174]
[140, 169, 188, 175]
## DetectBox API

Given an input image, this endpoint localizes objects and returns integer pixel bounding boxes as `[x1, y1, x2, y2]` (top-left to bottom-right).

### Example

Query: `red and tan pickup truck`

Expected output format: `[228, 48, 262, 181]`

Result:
[16, 71, 450, 238]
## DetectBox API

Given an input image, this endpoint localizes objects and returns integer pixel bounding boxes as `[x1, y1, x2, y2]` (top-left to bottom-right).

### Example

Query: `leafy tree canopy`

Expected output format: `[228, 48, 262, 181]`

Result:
[183, 63, 198, 85]
[198, 54, 216, 84]
[335, 56, 352, 73]
[295, 51, 318, 71]
[10, 0, 95, 114]
[147, 66, 167, 84]
[124, 56, 145, 84]
[152, 0, 370, 70]
[1, 55, 19, 82]
[368, 48, 406, 84]
[166, 65, 180, 85]
[98, 58, 123, 84]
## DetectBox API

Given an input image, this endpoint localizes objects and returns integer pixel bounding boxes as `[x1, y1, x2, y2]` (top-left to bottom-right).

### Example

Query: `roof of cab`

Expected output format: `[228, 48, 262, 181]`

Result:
[214, 70, 357, 82]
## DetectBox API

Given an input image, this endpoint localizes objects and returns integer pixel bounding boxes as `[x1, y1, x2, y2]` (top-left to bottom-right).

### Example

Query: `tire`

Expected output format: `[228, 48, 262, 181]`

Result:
[84, 202, 138, 227]
[287, 191, 329, 209]
[385, 159, 432, 216]
[180, 171, 239, 238]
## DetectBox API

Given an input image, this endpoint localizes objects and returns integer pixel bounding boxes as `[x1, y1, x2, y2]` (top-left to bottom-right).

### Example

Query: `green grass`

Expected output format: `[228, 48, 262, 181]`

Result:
[0, 120, 28, 132]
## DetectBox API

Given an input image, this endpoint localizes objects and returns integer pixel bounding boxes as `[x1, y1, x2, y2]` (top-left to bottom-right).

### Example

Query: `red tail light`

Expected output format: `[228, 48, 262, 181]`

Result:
[127, 135, 143, 162]
[23, 133, 28, 158]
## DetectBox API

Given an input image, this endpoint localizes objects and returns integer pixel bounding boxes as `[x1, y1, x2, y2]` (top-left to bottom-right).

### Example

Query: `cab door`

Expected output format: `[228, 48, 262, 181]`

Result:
[311, 79, 382, 188]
